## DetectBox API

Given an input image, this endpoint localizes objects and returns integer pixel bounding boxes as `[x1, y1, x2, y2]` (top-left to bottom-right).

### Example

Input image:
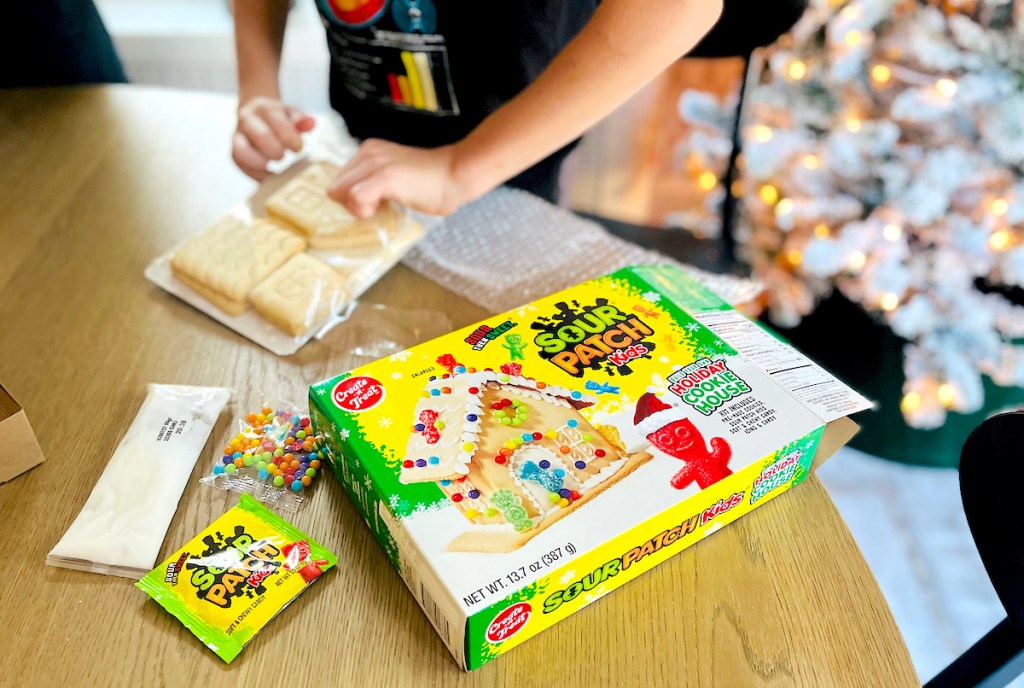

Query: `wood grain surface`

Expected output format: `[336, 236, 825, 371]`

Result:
[0, 86, 918, 688]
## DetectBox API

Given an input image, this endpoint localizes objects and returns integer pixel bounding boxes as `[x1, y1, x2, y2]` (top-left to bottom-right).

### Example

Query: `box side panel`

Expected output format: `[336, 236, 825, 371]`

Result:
[463, 426, 825, 669]
[310, 383, 469, 667]
[310, 383, 401, 566]
[622, 265, 872, 423]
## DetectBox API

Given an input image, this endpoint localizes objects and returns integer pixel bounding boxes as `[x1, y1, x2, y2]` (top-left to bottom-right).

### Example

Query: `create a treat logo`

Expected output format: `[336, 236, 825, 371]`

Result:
[751, 452, 802, 504]
[486, 602, 532, 643]
[667, 358, 751, 415]
[531, 299, 655, 377]
[333, 376, 386, 412]
[186, 526, 281, 608]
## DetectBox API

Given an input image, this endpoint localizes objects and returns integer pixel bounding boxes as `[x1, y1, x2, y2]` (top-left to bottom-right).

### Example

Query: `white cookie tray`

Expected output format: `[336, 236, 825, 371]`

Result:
[145, 156, 437, 356]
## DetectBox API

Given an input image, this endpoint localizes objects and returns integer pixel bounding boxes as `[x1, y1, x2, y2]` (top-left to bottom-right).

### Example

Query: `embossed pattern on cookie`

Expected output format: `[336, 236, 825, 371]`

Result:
[249, 253, 350, 336]
[265, 161, 402, 250]
[170, 215, 306, 314]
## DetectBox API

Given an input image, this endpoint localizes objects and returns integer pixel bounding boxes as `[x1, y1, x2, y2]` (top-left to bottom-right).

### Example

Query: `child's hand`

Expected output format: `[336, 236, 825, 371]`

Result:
[232, 96, 316, 181]
[327, 139, 477, 218]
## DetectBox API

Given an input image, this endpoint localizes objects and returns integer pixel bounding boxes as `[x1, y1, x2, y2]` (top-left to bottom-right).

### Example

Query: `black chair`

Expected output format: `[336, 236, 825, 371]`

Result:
[688, 0, 809, 264]
[925, 411, 1024, 688]
[3, 0, 127, 88]
[585, 0, 809, 269]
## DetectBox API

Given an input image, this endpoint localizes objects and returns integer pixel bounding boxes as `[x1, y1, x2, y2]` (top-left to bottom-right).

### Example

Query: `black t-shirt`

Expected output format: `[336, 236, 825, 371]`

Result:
[314, 0, 598, 200]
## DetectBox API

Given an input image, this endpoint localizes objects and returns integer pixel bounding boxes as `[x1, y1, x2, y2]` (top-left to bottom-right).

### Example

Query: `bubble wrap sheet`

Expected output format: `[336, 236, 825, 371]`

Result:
[403, 187, 762, 312]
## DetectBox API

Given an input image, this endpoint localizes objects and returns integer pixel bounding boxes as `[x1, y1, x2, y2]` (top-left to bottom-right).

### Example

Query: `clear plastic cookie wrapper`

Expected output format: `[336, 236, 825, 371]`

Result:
[145, 146, 432, 356]
[47, 384, 232, 578]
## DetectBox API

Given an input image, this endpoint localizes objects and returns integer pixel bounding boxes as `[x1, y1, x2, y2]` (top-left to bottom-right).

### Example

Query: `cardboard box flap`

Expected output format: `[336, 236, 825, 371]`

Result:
[812, 417, 859, 473]
[0, 385, 45, 484]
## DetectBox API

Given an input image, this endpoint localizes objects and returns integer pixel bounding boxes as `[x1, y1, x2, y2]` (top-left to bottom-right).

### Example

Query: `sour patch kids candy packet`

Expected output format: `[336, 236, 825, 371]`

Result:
[136, 494, 336, 662]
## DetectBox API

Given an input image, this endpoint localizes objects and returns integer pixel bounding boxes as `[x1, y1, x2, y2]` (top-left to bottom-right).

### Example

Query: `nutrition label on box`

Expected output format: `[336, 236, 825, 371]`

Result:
[695, 311, 873, 422]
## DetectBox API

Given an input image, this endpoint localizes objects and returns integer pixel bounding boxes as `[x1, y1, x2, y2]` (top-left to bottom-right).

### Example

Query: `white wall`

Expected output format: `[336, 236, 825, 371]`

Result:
[95, 0, 332, 112]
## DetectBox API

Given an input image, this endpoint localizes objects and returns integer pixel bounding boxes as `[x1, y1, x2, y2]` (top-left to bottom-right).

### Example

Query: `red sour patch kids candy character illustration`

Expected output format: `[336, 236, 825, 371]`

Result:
[633, 392, 732, 490]
[297, 559, 330, 583]
[282, 540, 329, 583]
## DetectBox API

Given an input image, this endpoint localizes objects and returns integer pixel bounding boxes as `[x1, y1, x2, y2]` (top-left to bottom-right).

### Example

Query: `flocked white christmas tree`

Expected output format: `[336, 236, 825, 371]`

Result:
[679, 0, 1024, 428]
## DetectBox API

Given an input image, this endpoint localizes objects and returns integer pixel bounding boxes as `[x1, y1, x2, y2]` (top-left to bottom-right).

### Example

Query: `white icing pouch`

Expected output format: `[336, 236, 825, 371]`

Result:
[47, 384, 232, 578]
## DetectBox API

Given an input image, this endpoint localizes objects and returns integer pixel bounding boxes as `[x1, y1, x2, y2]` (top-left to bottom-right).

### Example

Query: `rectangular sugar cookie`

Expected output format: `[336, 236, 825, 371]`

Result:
[265, 161, 405, 251]
[249, 253, 350, 336]
[303, 204, 407, 251]
[173, 270, 251, 317]
[170, 215, 306, 315]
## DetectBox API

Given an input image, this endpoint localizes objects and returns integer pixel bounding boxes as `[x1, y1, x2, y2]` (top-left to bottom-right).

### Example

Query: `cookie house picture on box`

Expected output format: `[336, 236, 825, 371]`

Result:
[399, 360, 654, 553]
[397, 371, 750, 554]
[394, 294, 756, 553]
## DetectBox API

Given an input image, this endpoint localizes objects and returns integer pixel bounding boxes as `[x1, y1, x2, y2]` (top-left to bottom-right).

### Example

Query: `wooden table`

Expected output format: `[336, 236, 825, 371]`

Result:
[0, 86, 917, 687]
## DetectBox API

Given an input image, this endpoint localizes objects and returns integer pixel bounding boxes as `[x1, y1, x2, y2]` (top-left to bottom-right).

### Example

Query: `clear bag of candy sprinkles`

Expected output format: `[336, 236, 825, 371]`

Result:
[200, 399, 327, 513]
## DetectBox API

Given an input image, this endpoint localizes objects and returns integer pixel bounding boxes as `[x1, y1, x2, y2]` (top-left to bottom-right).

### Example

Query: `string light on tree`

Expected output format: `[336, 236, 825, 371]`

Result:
[803, 154, 820, 169]
[870, 64, 892, 84]
[697, 171, 718, 191]
[900, 391, 922, 414]
[753, 124, 773, 142]
[880, 292, 900, 311]
[883, 224, 902, 242]
[989, 229, 1012, 251]
[759, 184, 780, 205]
[845, 116, 862, 133]
[787, 60, 808, 80]
[937, 383, 956, 408]
[990, 198, 1009, 217]
[935, 78, 958, 97]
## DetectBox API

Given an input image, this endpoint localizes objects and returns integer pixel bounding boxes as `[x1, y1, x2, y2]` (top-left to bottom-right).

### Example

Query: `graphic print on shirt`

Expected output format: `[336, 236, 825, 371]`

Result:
[317, 0, 459, 116]
[317, 0, 388, 29]
[391, 0, 437, 33]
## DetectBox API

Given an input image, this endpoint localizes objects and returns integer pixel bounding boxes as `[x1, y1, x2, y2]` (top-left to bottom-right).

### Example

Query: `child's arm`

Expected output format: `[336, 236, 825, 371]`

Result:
[328, 0, 723, 217]
[232, 0, 315, 180]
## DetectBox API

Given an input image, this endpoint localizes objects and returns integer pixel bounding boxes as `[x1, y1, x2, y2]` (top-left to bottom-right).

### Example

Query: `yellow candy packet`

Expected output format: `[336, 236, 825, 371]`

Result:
[136, 494, 337, 663]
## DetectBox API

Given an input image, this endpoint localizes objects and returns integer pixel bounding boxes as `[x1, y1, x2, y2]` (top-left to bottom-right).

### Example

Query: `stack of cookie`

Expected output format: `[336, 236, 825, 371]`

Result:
[170, 161, 408, 337]
[266, 161, 402, 250]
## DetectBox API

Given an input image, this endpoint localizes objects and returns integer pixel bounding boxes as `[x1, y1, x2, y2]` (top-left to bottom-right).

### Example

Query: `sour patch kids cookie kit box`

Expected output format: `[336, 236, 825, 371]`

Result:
[310, 265, 870, 670]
